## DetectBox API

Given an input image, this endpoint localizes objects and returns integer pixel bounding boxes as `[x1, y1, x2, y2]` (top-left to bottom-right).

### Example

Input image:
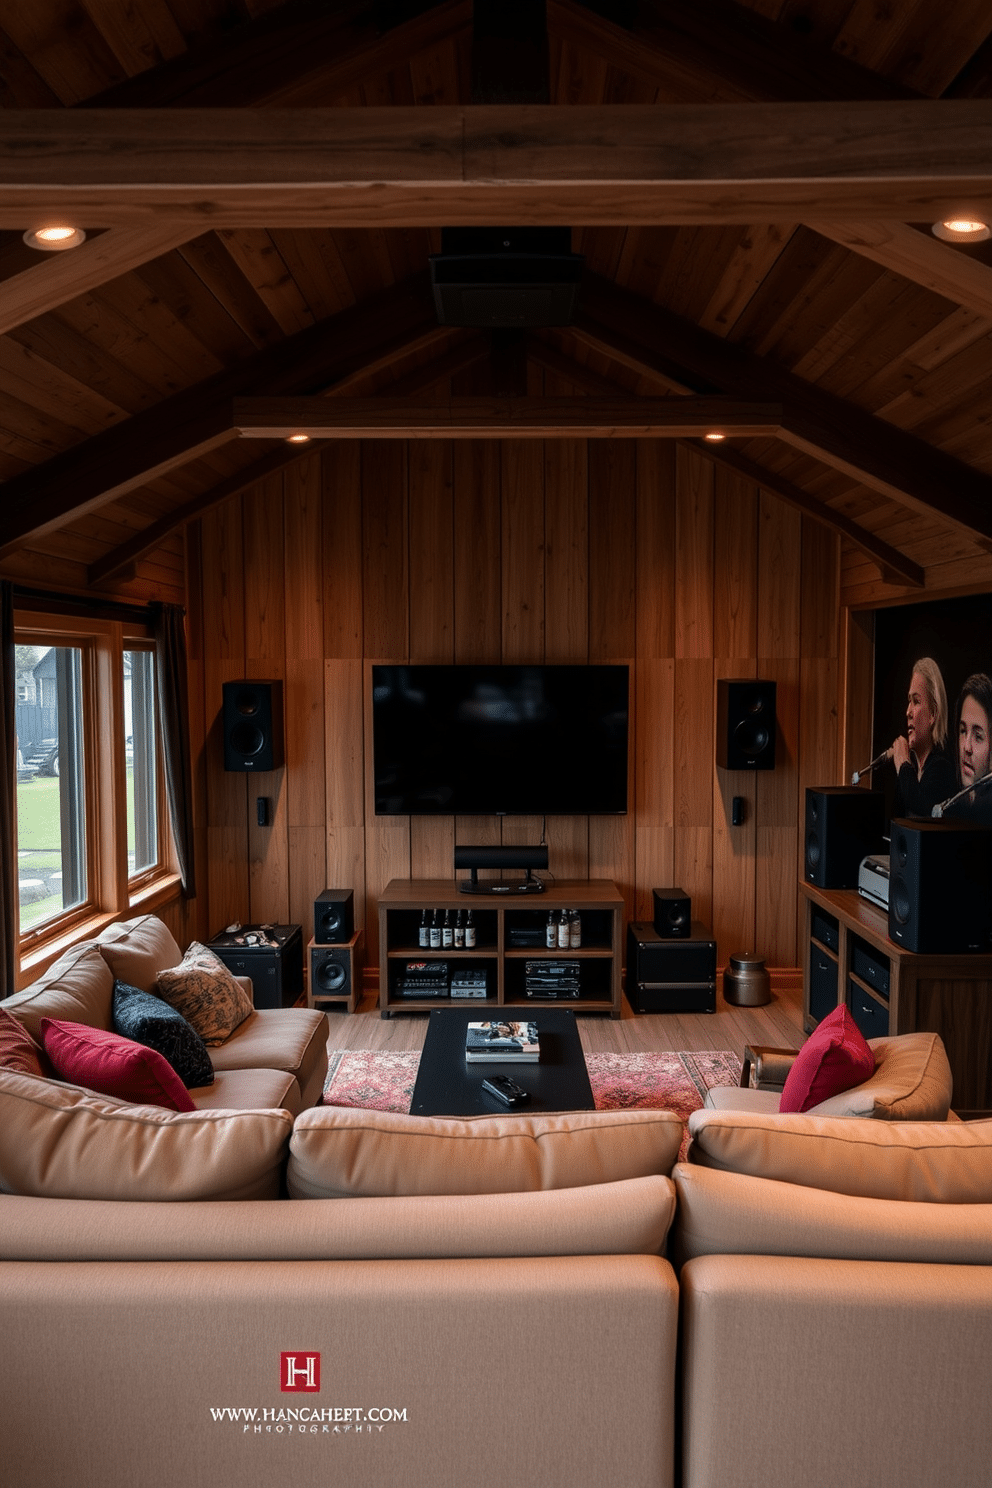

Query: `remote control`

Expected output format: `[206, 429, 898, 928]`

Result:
[481, 1075, 530, 1107]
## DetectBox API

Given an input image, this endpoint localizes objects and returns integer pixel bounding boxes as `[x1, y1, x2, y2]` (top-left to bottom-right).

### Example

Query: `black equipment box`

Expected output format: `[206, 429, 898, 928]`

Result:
[626, 921, 717, 1014]
[207, 923, 304, 1010]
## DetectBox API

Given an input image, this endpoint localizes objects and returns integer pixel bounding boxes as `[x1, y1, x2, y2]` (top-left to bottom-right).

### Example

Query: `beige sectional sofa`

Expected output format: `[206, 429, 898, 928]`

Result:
[2, 915, 990, 1488]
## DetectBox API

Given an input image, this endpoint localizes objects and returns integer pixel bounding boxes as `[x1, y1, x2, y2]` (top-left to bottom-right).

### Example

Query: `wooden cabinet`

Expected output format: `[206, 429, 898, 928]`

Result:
[800, 881, 992, 1109]
[378, 878, 624, 1019]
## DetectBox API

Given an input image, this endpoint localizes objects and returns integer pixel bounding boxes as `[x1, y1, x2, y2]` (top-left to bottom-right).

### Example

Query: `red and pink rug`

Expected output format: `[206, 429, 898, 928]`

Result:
[322, 1048, 743, 1157]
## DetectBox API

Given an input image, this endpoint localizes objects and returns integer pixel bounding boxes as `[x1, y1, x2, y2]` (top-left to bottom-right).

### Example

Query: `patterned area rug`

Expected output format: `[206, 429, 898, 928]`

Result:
[322, 1048, 742, 1158]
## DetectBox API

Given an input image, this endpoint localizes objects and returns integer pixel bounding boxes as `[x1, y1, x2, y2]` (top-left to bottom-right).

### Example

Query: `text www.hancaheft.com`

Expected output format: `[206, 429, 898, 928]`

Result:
[210, 1406, 408, 1434]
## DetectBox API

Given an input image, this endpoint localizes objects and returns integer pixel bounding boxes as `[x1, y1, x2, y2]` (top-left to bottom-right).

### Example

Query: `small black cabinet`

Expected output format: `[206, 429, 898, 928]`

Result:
[207, 923, 304, 1009]
[625, 921, 717, 1013]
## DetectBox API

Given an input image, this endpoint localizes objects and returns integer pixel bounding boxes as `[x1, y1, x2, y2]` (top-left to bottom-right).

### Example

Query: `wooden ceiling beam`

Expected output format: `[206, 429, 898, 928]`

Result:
[2, 104, 990, 228]
[87, 330, 491, 585]
[84, 0, 472, 109]
[0, 223, 197, 336]
[231, 394, 782, 438]
[802, 221, 992, 321]
[0, 274, 440, 554]
[550, 0, 919, 103]
[527, 335, 924, 587]
[574, 273, 992, 546]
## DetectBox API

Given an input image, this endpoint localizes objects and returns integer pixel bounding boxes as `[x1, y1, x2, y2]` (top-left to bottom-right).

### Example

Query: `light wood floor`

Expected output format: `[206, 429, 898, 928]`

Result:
[318, 975, 806, 1061]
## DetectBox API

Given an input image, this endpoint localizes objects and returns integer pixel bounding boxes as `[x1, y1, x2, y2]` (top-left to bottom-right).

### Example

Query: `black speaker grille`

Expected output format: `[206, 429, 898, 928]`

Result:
[316, 906, 347, 941]
[229, 721, 265, 756]
[806, 831, 821, 870]
[315, 958, 347, 994]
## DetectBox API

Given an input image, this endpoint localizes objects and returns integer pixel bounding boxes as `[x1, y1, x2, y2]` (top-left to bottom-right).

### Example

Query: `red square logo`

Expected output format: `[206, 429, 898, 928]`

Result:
[281, 1352, 320, 1392]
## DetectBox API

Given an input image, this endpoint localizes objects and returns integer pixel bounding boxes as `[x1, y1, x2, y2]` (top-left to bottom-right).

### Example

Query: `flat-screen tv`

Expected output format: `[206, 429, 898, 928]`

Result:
[372, 664, 629, 816]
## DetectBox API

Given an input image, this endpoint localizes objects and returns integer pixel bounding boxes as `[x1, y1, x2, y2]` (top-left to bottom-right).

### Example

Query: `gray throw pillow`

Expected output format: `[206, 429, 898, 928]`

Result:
[112, 980, 214, 1088]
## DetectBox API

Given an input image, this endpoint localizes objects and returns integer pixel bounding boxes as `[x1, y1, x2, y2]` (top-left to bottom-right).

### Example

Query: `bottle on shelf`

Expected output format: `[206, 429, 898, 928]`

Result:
[557, 909, 570, 949]
[429, 910, 442, 949]
[442, 909, 454, 948]
[546, 910, 558, 949]
[568, 909, 582, 948]
[454, 909, 465, 948]
[418, 909, 430, 948]
[464, 909, 476, 948]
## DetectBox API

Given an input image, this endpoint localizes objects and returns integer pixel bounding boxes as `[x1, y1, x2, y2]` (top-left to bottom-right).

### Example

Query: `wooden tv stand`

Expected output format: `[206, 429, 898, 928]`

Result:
[800, 880, 992, 1109]
[378, 878, 624, 1019]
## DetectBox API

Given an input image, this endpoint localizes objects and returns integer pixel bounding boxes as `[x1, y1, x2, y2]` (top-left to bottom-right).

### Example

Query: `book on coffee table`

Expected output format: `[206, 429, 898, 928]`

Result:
[465, 1020, 540, 1062]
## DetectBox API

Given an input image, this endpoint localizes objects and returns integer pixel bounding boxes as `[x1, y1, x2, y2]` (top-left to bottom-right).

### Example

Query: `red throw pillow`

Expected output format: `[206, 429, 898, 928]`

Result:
[0, 1007, 51, 1077]
[779, 1005, 875, 1113]
[39, 1019, 196, 1112]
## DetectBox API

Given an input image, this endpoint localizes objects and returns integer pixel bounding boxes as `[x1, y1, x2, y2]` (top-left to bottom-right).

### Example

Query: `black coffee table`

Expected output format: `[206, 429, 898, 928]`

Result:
[410, 1008, 595, 1117]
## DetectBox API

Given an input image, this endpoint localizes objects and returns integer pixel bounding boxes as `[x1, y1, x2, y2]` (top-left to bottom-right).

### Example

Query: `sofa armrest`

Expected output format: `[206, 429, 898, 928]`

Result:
[740, 1044, 798, 1091]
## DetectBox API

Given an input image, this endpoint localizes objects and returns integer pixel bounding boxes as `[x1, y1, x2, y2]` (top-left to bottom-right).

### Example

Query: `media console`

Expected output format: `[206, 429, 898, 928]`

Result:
[800, 880, 992, 1109]
[378, 878, 624, 1019]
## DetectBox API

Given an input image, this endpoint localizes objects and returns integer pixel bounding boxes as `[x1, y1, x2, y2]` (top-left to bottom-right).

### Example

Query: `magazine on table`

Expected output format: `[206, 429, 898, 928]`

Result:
[465, 1020, 540, 1062]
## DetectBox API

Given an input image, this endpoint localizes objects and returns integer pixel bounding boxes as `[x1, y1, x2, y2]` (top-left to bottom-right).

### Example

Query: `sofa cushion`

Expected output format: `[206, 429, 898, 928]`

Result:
[96, 914, 183, 995]
[112, 980, 214, 1088]
[0, 1008, 51, 1077]
[0, 1066, 293, 1201]
[809, 1031, 952, 1119]
[189, 1065, 302, 1116]
[287, 1106, 685, 1198]
[1, 942, 114, 1039]
[154, 942, 253, 1046]
[209, 1007, 329, 1108]
[40, 1019, 196, 1112]
[687, 1108, 992, 1202]
[779, 1005, 874, 1113]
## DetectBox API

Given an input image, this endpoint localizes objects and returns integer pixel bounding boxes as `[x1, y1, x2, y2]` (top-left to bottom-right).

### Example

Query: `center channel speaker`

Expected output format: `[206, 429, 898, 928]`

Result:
[653, 887, 691, 938]
[309, 943, 356, 1005]
[222, 680, 284, 772]
[314, 889, 354, 945]
[888, 819, 992, 954]
[716, 679, 776, 770]
[805, 786, 885, 889]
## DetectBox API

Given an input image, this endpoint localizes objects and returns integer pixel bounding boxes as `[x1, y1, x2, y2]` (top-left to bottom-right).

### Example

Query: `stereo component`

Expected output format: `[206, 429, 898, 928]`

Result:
[805, 787, 885, 889]
[716, 679, 776, 771]
[652, 887, 691, 939]
[888, 819, 992, 954]
[626, 922, 716, 1014]
[313, 889, 354, 945]
[222, 680, 284, 772]
[309, 938, 361, 1013]
[454, 843, 549, 894]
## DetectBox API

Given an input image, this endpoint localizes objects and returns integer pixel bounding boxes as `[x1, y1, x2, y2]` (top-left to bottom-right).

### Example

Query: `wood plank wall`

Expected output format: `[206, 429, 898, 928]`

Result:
[188, 436, 842, 975]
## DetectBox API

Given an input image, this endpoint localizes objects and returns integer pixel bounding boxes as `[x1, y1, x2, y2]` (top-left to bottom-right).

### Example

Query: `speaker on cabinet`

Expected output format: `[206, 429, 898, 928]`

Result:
[888, 819, 992, 954]
[309, 943, 356, 1005]
[222, 680, 284, 771]
[716, 679, 776, 770]
[805, 786, 886, 889]
[652, 887, 691, 939]
[314, 889, 354, 945]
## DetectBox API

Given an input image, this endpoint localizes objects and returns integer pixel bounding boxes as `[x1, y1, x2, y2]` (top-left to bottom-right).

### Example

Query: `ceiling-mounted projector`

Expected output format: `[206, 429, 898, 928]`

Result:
[430, 227, 584, 327]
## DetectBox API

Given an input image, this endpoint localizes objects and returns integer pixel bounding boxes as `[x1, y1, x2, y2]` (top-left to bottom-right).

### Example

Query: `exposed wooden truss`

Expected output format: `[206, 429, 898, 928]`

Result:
[1, 104, 990, 228]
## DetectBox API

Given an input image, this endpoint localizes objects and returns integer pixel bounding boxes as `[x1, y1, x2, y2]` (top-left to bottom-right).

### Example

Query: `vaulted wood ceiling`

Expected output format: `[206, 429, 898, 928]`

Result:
[2, 0, 992, 611]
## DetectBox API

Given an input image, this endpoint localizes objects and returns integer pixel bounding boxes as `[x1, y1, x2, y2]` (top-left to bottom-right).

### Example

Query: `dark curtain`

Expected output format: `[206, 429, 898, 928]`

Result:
[152, 604, 196, 898]
[1, 582, 16, 995]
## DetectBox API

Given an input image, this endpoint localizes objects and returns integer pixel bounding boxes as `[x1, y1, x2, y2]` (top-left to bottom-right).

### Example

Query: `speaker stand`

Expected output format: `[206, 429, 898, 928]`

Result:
[458, 868, 545, 894]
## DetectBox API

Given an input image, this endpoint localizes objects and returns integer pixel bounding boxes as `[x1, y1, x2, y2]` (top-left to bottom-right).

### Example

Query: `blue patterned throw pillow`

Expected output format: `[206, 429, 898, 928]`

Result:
[112, 980, 214, 1089]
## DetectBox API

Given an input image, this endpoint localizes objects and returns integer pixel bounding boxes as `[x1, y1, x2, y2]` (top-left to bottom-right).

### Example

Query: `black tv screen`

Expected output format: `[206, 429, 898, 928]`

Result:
[372, 664, 629, 816]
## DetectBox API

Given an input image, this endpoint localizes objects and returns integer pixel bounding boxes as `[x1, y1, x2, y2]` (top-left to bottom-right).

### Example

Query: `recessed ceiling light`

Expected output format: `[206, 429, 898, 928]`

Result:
[22, 225, 87, 251]
[704, 431, 726, 442]
[286, 433, 311, 444]
[931, 218, 991, 243]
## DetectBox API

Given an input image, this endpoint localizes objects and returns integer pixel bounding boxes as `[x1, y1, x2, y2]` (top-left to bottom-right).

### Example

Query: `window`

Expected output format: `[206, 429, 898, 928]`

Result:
[14, 613, 176, 968]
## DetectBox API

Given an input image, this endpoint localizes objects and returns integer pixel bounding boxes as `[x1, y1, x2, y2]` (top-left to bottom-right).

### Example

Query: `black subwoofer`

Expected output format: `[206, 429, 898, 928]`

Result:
[716, 679, 776, 770]
[888, 819, 992, 954]
[222, 680, 284, 771]
[805, 786, 885, 889]
[309, 943, 356, 1004]
[314, 889, 354, 945]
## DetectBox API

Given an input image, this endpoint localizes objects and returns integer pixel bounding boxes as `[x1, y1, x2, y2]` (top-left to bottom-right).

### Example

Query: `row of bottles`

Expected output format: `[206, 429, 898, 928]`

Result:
[419, 908, 476, 949]
[547, 909, 582, 949]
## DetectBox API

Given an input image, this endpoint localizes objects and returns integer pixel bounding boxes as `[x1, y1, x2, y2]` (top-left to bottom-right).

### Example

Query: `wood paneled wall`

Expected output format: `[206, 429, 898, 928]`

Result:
[188, 436, 842, 973]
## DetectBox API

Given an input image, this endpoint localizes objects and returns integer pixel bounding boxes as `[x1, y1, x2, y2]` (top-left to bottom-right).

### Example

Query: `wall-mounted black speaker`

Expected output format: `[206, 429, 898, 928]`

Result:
[716, 679, 776, 770]
[652, 887, 691, 939]
[888, 820, 992, 954]
[314, 889, 354, 945]
[309, 942, 358, 1008]
[222, 680, 284, 771]
[805, 787, 886, 889]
